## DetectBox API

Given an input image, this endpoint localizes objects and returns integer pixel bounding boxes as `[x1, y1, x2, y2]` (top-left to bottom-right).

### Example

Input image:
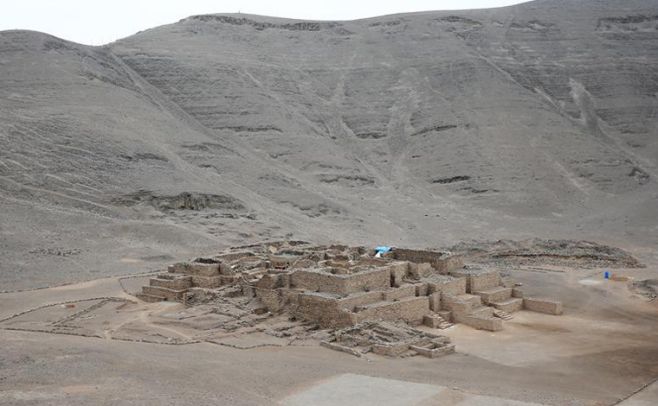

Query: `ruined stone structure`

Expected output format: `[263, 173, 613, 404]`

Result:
[136, 241, 563, 358]
[322, 321, 455, 358]
[138, 242, 562, 338]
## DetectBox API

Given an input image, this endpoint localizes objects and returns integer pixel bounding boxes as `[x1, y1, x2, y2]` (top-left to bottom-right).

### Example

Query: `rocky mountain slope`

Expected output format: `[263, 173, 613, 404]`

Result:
[1, 0, 657, 289]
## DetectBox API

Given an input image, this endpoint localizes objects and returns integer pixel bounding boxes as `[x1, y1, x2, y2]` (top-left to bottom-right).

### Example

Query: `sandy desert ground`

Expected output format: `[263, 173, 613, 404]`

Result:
[1, 246, 657, 405]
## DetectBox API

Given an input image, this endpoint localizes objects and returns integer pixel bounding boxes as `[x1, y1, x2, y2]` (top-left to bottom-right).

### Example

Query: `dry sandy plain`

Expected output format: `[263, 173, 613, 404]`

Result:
[1, 252, 657, 405]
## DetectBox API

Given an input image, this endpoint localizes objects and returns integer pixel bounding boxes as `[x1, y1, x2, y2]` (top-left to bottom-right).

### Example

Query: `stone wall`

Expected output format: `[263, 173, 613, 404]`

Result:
[450, 269, 501, 293]
[441, 294, 481, 314]
[268, 254, 299, 269]
[471, 271, 501, 292]
[352, 296, 429, 325]
[142, 286, 185, 301]
[408, 262, 433, 279]
[292, 292, 354, 327]
[149, 276, 192, 290]
[390, 249, 463, 273]
[453, 313, 503, 331]
[440, 255, 465, 274]
[383, 285, 417, 301]
[427, 277, 466, 296]
[256, 288, 287, 313]
[372, 343, 411, 357]
[290, 267, 390, 294]
[523, 297, 563, 315]
[389, 262, 409, 287]
[191, 275, 222, 288]
[216, 251, 255, 262]
[429, 292, 441, 311]
[337, 291, 385, 311]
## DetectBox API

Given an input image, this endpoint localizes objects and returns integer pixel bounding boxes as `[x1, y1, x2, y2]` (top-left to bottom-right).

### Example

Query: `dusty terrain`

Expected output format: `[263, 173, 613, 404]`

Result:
[1, 247, 657, 405]
[1, 0, 658, 404]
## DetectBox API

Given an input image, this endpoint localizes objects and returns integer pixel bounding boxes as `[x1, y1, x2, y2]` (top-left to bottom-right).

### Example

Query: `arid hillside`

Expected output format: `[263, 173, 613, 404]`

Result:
[1, 0, 657, 290]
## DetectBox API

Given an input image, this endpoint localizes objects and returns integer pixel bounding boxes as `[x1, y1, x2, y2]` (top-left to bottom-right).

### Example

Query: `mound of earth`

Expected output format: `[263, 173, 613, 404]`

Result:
[447, 239, 644, 268]
[114, 190, 246, 211]
[632, 279, 658, 300]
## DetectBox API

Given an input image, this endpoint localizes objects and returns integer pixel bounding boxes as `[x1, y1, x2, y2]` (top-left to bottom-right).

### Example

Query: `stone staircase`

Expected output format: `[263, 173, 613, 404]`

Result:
[493, 309, 514, 320]
[423, 313, 454, 329]
[137, 260, 225, 303]
[474, 287, 523, 311]
[443, 294, 503, 331]
[137, 274, 193, 302]
[473, 286, 512, 304]
[491, 298, 523, 313]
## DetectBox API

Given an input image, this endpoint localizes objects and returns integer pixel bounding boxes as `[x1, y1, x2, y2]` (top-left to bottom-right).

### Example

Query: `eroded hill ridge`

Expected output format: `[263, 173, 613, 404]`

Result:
[1, 0, 657, 290]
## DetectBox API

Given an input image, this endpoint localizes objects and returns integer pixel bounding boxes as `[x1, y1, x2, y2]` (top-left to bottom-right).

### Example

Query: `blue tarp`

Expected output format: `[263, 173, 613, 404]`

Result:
[375, 246, 392, 254]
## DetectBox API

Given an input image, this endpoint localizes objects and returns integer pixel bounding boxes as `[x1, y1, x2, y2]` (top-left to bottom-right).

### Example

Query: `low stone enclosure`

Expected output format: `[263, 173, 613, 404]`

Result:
[137, 241, 562, 358]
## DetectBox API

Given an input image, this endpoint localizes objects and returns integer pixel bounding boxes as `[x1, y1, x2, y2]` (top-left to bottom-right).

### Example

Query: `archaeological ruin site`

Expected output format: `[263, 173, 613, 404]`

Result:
[135, 241, 562, 358]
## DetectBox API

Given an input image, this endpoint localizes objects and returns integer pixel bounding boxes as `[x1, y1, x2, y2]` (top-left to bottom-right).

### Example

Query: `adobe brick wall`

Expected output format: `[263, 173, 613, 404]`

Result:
[409, 262, 432, 279]
[452, 313, 503, 331]
[219, 263, 236, 276]
[337, 291, 385, 311]
[191, 275, 222, 288]
[372, 343, 410, 357]
[471, 271, 501, 292]
[320, 341, 363, 357]
[355, 258, 388, 267]
[492, 298, 523, 313]
[268, 254, 298, 269]
[290, 267, 390, 295]
[168, 262, 221, 277]
[256, 288, 287, 313]
[168, 263, 190, 274]
[429, 292, 441, 311]
[383, 285, 417, 301]
[255, 273, 284, 289]
[150, 276, 192, 290]
[474, 287, 512, 304]
[289, 269, 343, 293]
[389, 249, 463, 273]
[414, 283, 429, 296]
[423, 314, 444, 328]
[427, 277, 466, 296]
[450, 269, 501, 293]
[523, 297, 563, 315]
[292, 292, 354, 327]
[441, 294, 481, 314]
[352, 296, 429, 325]
[216, 251, 255, 262]
[410, 343, 455, 358]
[440, 255, 465, 273]
[389, 262, 409, 287]
[189, 263, 221, 277]
[142, 286, 185, 301]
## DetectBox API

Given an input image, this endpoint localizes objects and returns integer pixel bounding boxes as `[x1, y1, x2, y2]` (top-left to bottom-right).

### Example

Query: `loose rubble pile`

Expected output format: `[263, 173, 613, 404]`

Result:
[322, 321, 454, 358]
[448, 239, 644, 268]
[632, 279, 658, 301]
[137, 241, 563, 358]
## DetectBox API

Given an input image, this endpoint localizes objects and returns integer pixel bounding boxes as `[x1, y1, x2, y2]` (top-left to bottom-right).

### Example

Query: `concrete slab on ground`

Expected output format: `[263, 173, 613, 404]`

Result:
[281, 373, 544, 406]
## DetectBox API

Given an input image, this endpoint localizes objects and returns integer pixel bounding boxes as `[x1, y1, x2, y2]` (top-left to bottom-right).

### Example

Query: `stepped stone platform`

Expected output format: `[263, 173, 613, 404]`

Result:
[135, 241, 563, 356]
